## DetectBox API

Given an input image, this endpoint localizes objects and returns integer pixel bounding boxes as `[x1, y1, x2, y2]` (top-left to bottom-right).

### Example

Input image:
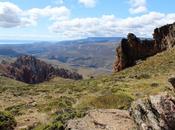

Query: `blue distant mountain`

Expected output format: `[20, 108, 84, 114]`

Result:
[0, 37, 122, 69]
[56, 37, 122, 45]
[0, 40, 36, 44]
[0, 37, 122, 45]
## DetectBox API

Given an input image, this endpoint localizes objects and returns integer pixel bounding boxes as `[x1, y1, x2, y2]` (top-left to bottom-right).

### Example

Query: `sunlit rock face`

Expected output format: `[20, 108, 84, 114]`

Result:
[114, 22, 175, 72]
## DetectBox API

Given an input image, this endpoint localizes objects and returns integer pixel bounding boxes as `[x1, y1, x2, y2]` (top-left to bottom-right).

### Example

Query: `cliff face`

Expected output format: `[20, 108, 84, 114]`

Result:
[154, 23, 175, 50]
[114, 22, 175, 72]
[1, 55, 82, 84]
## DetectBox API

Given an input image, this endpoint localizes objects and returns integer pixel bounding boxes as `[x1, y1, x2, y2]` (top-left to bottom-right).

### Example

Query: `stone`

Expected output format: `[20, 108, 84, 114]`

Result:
[168, 76, 175, 88]
[65, 109, 136, 130]
[130, 93, 175, 130]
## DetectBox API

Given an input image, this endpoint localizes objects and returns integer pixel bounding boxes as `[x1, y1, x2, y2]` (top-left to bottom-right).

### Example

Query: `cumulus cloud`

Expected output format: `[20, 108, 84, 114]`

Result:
[128, 0, 147, 14]
[78, 0, 96, 8]
[26, 6, 70, 21]
[0, 2, 70, 28]
[0, 2, 23, 27]
[50, 12, 175, 39]
[1, 1, 175, 40]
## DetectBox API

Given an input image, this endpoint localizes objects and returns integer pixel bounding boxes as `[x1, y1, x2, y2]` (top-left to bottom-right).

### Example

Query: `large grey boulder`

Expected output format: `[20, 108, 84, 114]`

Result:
[130, 93, 175, 130]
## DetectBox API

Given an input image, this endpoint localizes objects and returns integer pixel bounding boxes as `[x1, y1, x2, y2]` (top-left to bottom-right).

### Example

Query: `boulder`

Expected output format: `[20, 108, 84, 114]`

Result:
[168, 76, 175, 88]
[130, 93, 175, 130]
[65, 109, 136, 130]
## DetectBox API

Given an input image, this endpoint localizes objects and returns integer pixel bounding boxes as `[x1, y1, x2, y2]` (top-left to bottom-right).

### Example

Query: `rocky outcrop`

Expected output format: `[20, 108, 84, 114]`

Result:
[168, 76, 175, 88]
[130, 93, 175, 130]
[1, 55, 82, 84]
[114, 22, 175, 72]
[154, 23, 175, 50]
[65, 109, 136, 130]
[113, 33, 157, 71]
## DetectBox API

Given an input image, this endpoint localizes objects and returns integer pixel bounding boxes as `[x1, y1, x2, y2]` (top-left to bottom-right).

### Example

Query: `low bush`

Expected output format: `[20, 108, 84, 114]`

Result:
[0, 111, 17, 130]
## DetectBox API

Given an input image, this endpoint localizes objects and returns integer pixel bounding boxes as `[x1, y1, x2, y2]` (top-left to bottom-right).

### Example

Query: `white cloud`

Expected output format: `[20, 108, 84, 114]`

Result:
[78, 0, 96, 8]
[0, 2, 23, 27]
[0, 2, 70, 28]
[128, 0, 147, 14]
[50, 12, 175, 39]
[26, 6, 70, 21]
[1, 1, 175, 40]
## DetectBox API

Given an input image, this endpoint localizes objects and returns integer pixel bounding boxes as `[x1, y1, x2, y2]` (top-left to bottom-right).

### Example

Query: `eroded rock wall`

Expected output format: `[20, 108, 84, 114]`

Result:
[114, 22, 175, 72]
[1, 55, 82, 84]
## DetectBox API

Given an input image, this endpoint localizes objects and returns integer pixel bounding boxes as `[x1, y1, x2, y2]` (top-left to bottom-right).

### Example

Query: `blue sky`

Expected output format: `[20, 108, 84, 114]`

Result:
[0, 0, 175, 41]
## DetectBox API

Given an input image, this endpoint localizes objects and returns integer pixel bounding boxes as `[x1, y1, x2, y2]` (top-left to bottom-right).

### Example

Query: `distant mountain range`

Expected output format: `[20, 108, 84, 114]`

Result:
[0, 37, 122, 45]
[0, 37, 122, 72]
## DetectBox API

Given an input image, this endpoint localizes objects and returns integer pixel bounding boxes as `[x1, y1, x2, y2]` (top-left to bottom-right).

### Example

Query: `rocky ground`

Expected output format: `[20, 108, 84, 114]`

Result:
[66, 109, 136, 130]
[66, 77, 175, 130]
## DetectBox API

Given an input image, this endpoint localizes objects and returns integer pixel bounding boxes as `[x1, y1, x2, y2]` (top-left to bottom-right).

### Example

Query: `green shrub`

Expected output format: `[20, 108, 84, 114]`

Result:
[43, 108, 85, 130]
[44, 121, 64, 130]
[5, 104, 25, 116]
[89, 93, 133, 109]
[0, 111, 17, 130]
[54, 108, 85, 123]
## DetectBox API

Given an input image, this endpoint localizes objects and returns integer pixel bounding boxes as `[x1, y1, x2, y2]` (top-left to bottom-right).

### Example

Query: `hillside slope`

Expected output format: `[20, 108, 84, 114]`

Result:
[0, 48, 175, 129]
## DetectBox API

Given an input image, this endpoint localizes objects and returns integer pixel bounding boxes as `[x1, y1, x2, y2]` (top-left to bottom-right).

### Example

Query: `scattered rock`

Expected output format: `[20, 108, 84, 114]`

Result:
[114, 22, 175, 72]
[65, 109, 136, 130]
[130, 93, 175, 130]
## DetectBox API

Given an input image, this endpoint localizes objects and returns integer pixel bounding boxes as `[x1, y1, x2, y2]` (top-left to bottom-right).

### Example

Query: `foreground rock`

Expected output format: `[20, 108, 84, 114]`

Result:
[114, 22, 175, 72]
[130, 93, 175, 130]
[0, 55, 82, 84]
[168, 76, 175, 88]
[65, 109, 136, 130]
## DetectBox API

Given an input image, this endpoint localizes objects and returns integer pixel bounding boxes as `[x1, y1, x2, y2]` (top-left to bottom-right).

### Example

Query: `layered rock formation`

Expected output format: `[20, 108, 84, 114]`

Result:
[114, 22, 175, 72]
[130, 93, 175, 130]
[154, 23, 175, 50]
[0, 55, 82, 84]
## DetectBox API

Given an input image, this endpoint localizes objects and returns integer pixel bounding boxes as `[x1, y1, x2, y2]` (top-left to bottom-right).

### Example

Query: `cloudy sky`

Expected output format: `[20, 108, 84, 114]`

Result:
[0, 0, 175, 41]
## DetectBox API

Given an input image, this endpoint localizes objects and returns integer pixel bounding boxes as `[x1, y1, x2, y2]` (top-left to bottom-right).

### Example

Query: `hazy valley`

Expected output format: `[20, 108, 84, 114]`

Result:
[0, 37, 122, 78]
